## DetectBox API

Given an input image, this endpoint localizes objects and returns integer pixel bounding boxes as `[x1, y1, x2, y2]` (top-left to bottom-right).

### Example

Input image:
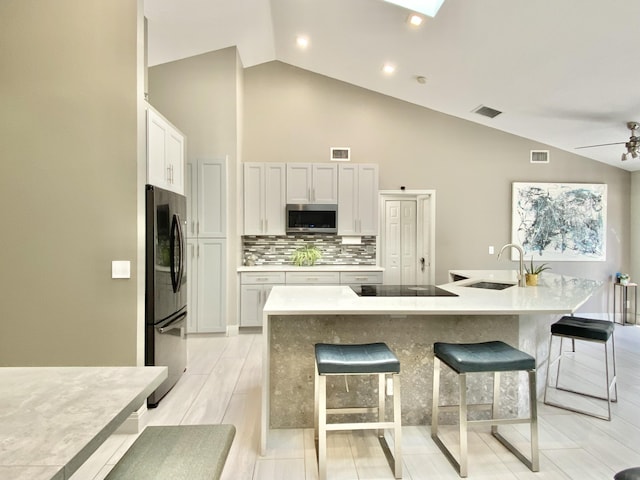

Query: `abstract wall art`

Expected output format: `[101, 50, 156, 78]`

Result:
[511, 182, 607, 261]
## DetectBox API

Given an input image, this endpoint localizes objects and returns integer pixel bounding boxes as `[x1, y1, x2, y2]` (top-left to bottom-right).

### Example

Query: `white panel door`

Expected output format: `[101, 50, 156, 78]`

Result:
[147, 109, 167, 188]
[243, 163, 265, 234]
[263, 163, 286, 234]
[312, 164, 338, 203]
[197, 239, 225, 333]
[186, 239, 198, 333]
[384, 200, 401, 285]
[357, 164, 379, 235]
[338, 164, 358, 235]
[199, 158, 226, 237]
[286, 164, 312, 203]
[400, 201, 417, 285]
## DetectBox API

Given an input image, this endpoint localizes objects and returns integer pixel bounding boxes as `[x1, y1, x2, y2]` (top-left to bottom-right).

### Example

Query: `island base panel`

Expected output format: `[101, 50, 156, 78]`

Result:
[269, 314, 527, 428]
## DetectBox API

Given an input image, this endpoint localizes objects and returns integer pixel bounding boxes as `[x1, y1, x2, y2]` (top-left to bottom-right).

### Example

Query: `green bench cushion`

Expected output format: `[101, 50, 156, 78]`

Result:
[105, 424, 235, 480]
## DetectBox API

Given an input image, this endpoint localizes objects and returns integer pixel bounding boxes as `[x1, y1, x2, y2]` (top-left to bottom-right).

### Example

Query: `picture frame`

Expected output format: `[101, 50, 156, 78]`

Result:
[511, 182, 607, 261]
[330, 147, 350, 161]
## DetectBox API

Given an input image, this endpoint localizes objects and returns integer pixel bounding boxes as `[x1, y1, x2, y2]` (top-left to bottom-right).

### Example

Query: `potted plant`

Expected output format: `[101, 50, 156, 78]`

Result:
[291, 244, 322, 266]
[525, 257, 550, 286]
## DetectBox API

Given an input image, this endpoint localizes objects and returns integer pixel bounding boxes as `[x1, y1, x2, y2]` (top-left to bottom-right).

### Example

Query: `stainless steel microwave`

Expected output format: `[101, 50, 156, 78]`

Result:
[286, 204, 338, 234]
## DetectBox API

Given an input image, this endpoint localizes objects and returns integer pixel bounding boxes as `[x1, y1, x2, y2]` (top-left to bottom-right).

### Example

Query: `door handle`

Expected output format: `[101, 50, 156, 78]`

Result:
[420, 257, 426, 272]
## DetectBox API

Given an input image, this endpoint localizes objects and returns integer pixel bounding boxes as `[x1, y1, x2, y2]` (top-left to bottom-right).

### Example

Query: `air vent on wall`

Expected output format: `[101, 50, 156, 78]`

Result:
[530, 150, 549, 164]
[472, 105, 502, 119]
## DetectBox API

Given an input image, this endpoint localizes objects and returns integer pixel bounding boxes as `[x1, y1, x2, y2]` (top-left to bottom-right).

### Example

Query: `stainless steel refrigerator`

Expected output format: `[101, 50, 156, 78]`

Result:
[145, 184, 187, 407]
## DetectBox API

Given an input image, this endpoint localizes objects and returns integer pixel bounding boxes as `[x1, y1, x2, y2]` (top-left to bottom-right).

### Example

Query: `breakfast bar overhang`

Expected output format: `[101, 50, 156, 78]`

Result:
[260, 270, 602, 454]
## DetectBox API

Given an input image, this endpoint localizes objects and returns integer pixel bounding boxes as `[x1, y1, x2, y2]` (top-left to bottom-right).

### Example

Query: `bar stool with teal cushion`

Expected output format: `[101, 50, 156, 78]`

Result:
[431, 341, 539, 478]
[544, 315, 617, 420]
[314, 342, 402, 480]
[616, 467, 640, 480]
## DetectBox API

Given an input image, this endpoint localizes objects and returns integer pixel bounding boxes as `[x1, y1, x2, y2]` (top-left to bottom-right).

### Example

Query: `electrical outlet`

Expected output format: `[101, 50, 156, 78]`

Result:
[489, 245, 494, 255]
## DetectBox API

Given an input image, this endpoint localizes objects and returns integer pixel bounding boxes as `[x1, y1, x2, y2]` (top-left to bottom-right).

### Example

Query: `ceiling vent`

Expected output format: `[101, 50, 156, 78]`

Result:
[530, 150, 549, 164]
[472, 105, 502, 119]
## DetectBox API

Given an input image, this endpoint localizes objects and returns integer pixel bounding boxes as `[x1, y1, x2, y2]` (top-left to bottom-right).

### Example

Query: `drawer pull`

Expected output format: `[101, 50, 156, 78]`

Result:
[256, 277, 269, 281]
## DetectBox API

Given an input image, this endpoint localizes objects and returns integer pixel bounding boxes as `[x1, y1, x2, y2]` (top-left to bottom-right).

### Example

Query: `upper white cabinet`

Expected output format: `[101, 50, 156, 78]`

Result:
[286, 163, 337, 204]
[338, 164, 379, 235]
[244, 163, 286, 235]
[186, 158, 226, 238]
[147, 106, 185, 195]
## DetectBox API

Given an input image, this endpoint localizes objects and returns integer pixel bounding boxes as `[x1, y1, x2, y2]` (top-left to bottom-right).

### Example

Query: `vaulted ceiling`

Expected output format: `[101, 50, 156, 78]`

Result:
[144, 0, 640, 171]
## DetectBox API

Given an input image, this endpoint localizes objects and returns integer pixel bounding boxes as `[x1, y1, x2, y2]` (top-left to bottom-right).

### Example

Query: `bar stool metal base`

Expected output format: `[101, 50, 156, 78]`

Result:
[314, 343, 402, 480]
[431, 343, 539, 478]
[544, 316, 617, 421]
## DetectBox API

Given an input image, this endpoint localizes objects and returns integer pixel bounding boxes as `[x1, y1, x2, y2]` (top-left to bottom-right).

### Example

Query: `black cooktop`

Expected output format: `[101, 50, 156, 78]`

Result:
[351, 285, 458, 297]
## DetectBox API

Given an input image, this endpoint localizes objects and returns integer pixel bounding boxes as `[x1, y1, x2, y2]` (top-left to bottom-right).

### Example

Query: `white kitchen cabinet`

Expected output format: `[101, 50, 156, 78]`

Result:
[147, 106, 185, 195]
[285, 271, 341, 285]
[188, 238, 226, 333]
[186, 158, 226, 238]
[286, 163, 338, 204]
[339, 271, 383, 285]
[185, 158, 227, 334]
[240, 272, 285, 327]
[338, 164, 379, 236]
[243, 163, 286, 235]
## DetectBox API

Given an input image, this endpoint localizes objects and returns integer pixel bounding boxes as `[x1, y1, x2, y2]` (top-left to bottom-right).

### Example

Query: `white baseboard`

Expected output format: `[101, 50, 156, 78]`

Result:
[115, 403, 148, 434]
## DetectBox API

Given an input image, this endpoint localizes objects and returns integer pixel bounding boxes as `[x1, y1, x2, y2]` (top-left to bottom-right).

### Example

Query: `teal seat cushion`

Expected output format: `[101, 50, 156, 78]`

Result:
[551, 316, 614, 342]
[434, 341, 535, 373]
[615, 467, 640, 480]
[315, 342, 400, 375]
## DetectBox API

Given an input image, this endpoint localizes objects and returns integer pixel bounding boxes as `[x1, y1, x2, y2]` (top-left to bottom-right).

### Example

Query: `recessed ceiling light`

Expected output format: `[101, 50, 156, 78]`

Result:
[296, 36, 309, 49]
[408, 13, 424, 26]
[384, 0, 446, 17]
[382, 63, 396, 75]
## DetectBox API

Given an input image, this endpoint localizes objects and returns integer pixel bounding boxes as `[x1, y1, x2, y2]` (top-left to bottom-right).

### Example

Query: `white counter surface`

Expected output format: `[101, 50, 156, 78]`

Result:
[238, 265, 384, 272]
[263, 270, 602, 315]
[0, 366, 167, 480]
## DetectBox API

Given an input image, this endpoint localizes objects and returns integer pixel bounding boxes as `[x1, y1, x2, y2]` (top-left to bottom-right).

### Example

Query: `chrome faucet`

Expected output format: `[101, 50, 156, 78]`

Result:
[497, 243, 527, 287]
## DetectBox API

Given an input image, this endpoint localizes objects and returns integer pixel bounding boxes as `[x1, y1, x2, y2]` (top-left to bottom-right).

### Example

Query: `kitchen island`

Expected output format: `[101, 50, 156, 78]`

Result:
[260, 270, 602, 453]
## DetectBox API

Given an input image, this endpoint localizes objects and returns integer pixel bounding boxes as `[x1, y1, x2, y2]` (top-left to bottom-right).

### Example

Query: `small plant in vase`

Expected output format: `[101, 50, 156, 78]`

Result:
[291, 244, 322, 266]
[524, 257, 550, 286]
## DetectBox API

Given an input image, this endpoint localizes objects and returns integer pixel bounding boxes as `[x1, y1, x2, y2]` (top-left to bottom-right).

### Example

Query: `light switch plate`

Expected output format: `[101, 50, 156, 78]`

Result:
[112, 260, 131, 279]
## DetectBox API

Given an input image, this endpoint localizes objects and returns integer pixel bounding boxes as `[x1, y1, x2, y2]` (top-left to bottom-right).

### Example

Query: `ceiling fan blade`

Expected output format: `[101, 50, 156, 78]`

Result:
[575, 141, 626, 149]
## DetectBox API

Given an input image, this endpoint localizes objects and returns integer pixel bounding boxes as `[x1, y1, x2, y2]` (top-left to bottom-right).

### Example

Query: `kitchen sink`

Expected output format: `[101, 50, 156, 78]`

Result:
[465, 281, 515, 290]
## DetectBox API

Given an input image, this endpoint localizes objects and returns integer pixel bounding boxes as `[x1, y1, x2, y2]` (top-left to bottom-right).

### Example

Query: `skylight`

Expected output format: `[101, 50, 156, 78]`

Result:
[383, 0, 446, 17]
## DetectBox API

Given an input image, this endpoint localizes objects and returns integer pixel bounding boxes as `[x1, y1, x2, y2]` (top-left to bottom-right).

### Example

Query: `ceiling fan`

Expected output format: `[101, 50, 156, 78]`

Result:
[576, 121, 640, 161]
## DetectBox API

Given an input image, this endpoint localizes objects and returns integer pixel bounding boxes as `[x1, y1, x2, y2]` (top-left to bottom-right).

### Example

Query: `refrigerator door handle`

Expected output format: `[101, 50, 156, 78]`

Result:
[156, 310, 187, 333]
[175, 213, 185, 292]
[170, 213, 185, 293]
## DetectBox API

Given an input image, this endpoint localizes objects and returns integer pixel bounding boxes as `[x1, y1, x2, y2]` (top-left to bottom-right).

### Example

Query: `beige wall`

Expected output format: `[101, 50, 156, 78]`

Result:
[0, 0, 141, 365]
[148, 48, 242, 327]
[243, 61, 630, 314]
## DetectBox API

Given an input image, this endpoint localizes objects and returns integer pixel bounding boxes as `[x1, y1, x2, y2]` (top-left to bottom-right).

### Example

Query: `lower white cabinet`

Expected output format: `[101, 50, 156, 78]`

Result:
[239, 269, 383, 327]
[339, 271, 383, 285]
[240, 272, 285, 327]
[188, 238, 226, 333]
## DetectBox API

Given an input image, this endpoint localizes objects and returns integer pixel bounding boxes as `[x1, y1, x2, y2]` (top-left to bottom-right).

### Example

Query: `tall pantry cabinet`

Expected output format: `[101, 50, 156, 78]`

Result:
[185, 158, 227, 333]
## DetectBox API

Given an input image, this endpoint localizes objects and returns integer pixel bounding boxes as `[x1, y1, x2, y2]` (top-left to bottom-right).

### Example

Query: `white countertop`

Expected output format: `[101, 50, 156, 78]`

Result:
[0, 366, 167, 480]
[263, 270, 602, 315]
[238, 265, 384, 272]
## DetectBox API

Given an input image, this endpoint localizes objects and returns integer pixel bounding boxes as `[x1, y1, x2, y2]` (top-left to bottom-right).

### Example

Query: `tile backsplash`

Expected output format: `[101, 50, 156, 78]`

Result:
[242, 235, 376, 266]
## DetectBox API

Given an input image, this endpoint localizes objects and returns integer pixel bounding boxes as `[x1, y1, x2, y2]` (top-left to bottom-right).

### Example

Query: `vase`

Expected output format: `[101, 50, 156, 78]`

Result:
[525, 273, 538, 286]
